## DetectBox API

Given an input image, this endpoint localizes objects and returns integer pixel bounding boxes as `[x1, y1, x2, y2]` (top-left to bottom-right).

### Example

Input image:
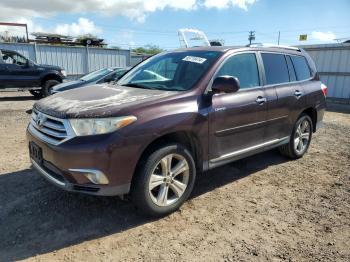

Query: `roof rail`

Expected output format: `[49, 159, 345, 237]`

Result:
[247, 43, 301, 51]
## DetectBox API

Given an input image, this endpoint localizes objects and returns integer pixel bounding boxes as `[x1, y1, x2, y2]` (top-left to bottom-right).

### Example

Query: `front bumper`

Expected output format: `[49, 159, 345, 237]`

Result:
[30, 159, 130, 195]
[26, 126, 139, 196]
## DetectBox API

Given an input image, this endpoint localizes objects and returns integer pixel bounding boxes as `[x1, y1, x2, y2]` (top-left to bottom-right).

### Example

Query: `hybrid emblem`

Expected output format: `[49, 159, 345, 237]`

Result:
[36, 113, 46, 128]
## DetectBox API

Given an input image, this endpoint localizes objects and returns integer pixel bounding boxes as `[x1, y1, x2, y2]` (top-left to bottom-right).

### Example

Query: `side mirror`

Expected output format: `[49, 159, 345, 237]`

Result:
[212, 76, 240, 94]
[103, 74, 115, 83]
[26, 60, 34, 67]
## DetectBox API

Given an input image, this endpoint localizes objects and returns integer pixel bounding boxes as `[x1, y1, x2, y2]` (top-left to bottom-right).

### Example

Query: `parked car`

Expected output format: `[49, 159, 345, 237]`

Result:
[50, 67, 130, 95]
[0, 49, 66, 97]
[27, 45, 326, 216]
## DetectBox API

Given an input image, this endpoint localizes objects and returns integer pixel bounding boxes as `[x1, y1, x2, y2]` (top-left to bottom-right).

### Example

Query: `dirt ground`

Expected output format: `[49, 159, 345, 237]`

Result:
[0, 91, 349, 261]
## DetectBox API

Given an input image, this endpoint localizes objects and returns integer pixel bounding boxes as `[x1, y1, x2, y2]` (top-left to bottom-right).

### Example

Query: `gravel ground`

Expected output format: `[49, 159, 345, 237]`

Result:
[0, 91, 349, 261]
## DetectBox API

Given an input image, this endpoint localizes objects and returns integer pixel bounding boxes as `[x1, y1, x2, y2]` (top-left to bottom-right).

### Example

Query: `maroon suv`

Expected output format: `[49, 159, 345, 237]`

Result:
[27, 46, 326, 216]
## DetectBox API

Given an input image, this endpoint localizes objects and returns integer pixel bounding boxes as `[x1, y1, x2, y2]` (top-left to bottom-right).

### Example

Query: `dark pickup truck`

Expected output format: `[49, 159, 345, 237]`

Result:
[0, 49, 66, 97]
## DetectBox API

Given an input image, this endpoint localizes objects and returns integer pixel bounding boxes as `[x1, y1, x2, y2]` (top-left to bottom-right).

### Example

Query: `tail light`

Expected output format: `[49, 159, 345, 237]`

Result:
[321, 83, 327, 97]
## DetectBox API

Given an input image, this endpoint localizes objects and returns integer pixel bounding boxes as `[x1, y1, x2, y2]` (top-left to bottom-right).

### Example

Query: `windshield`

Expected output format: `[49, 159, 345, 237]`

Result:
[118, 51, 221, 91]
[80, 68, 114, 82]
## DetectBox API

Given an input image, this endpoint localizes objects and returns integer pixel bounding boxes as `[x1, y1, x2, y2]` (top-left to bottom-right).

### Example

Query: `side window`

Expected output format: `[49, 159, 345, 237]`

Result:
[2, 52, 27, 66]
[261, 53, 289, 85]
[2, 52, 14, 64]
[286, 55, 297, 82]
[291, 55, 311, 81]
[216, 53, 260, 89]
[12, 54, 27, 66]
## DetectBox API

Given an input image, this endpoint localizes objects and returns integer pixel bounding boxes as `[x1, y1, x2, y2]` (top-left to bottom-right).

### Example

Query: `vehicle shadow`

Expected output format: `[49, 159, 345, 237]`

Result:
[0, 149, 287, 261]
[0, 95, 38, 102]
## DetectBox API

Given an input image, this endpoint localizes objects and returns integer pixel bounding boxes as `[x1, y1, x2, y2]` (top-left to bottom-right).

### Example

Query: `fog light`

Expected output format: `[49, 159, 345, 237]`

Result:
[69, 169, 109, 185]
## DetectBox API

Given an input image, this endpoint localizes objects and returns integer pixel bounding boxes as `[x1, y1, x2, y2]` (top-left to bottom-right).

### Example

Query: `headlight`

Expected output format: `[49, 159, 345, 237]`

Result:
[61, 69, 67, 77]
[69, 116, 137, 136]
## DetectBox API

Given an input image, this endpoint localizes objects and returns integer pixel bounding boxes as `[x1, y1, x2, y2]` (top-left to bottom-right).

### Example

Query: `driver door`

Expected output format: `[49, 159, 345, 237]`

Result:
[209, 52, 268, 166]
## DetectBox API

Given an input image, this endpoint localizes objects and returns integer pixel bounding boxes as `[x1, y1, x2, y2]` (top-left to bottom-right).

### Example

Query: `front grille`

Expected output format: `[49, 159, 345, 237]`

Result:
[29, 109, 75, 145]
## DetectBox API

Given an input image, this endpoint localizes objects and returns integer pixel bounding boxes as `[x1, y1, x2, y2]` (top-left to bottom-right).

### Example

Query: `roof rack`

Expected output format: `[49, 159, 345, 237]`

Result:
[247, 43, 301, 51]
[178, 28, 210, 48]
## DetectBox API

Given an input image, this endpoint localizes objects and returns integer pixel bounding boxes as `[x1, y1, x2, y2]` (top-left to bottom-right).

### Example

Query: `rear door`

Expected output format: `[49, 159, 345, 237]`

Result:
[260, 52, 306, 141]
[209, 52, 267, 165]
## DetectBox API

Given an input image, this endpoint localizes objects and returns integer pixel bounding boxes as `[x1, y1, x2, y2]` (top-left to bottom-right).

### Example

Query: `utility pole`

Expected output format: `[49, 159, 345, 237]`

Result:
[248, 31, 255, 45]
[277, 31, 280, 45]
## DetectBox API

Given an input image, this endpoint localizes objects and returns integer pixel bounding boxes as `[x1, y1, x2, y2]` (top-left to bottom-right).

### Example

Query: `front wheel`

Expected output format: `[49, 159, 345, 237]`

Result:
[279, 114, 313, 159]
[41, 79, 60, 97]
[131, 144, 196, 217]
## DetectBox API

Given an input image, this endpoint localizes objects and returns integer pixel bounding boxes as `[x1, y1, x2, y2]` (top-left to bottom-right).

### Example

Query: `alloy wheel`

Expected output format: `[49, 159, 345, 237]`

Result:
[294, 119, 311, 154]
[148, 153, 190, 207]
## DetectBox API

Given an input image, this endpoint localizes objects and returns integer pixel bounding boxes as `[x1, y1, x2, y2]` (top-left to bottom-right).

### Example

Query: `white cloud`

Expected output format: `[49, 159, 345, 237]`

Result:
[0, 0, 258, 40]
[0, 0, 256, 23]
[0, 18, 44, 38]
[311, 31, 336, 42]
[108, 29, 135, 48]
[0, 17, 101, 38]
[203, 0, 257, 10]
[54, 18, 101, 36]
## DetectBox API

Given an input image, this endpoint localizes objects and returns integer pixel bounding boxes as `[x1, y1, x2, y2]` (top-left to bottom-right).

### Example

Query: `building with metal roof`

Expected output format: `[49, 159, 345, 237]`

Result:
[299, 43, 350, 103]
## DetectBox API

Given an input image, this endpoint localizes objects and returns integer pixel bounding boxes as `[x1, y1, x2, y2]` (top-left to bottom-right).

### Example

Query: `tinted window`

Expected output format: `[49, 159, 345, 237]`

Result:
[261, 53, 289, 85]
[147, 57, 177, 79]
[286, 55, 297, 81]
[2, 51, 27, 66]
[291, 55, 311, 80]
[81, 68, 114, 81]
[216, 53, 260, 89]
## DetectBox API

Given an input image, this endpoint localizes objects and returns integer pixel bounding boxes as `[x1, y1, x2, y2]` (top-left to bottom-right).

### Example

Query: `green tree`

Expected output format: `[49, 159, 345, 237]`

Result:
[133, 44, 164, 55]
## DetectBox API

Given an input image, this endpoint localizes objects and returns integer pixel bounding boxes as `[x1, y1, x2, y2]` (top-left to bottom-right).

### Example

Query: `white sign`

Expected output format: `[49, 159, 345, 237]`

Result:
[182, 56, 207, 64]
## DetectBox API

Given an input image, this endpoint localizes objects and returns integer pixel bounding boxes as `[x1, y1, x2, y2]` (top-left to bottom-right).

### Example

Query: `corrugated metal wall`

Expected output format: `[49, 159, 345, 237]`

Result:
[130, 54, 150, 66]
[0, 42, 131, 77]
[301, 43, 350, 102]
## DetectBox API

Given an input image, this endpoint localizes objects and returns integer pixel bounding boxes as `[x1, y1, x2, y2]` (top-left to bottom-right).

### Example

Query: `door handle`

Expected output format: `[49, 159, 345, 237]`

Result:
[256, 96, 267, 105]
[294, 90, 303, 99]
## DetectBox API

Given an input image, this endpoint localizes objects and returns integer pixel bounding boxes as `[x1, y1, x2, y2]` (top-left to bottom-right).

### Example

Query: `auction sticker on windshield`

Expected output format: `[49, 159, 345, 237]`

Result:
[182, 56, 207, 64]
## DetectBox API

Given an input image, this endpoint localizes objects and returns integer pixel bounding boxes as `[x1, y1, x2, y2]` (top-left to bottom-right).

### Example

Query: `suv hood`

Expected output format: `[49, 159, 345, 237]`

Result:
[51, 80, 91, 93]
[34, 84, 178, 118]
[36, 64, 62, 71]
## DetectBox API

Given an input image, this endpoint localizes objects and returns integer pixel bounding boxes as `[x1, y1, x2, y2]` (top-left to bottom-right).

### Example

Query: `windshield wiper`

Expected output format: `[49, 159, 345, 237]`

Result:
[121, 83, 149, 89]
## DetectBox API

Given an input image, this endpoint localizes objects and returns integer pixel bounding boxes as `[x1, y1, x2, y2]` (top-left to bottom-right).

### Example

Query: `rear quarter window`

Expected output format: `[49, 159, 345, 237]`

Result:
[290, 56, 311, 81]
[286, 56, 297, 82]
[261, 53, 289, 85]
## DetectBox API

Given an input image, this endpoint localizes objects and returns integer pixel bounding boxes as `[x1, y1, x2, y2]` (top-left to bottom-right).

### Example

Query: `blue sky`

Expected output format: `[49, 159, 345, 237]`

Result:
[1, 0, 349, 49]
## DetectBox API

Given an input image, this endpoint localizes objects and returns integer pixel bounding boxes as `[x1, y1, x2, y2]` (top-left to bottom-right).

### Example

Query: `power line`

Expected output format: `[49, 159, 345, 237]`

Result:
[14, 16, 350, 36]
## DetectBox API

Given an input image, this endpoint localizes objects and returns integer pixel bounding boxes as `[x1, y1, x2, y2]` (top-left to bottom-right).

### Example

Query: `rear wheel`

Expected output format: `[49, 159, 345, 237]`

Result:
[131, 144, 196, 217]
[279, 114, 313, 159]
[41, 79, 60, 97]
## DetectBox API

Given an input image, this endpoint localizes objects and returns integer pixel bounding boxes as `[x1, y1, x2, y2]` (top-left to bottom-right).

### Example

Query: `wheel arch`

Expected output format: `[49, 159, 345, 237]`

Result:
[133, 131, 203, 178]
[300, 107, 317, 132]
[40, 73, 62, 86]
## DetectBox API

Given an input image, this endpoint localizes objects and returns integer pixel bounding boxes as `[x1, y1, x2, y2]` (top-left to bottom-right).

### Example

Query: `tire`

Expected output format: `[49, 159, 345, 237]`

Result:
[29, 90, 43, 99]
[41, 80, 60, 97]
[279, 114, 313, 159]
[131, 143, 196, 217]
